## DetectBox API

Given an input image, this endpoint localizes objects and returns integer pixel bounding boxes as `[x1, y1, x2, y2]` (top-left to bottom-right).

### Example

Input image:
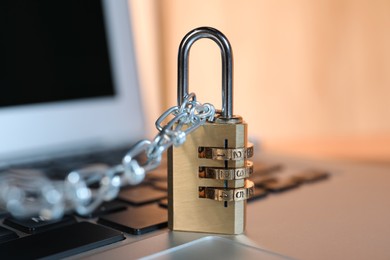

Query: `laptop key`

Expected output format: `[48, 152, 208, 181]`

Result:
[251, 175, 278, 187]
[0, 222, 125, 259]
[4, 215, 76, 234]
[0, 207, 8, 218]
[0, 226, 18, 244]
[158, 198, 168, 208]
[263, 177, 301, 192]
[247, 187, 268, 202]
[118, 185, 167, 206]
[151, 180, 168, 191]
[77, 201, 127, 219]
[292, 169, 330, 183]
[98, 204, 168, 235]
[145, 169, 167, 182]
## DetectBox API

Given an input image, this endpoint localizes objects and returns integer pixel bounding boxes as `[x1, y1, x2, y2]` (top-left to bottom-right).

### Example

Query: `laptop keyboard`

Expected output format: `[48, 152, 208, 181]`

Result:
[98, 204, 168, 235]
[0, 147, 329, 258]
[0, 222, 125, 259]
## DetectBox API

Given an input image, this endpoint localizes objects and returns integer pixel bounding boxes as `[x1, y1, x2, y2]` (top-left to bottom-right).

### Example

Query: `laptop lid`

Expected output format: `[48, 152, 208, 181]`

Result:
[0, 0, 145, 164]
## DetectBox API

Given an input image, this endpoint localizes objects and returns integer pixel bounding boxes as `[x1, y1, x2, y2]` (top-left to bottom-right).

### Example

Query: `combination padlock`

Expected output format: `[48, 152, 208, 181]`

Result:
[168, 27, 254, 234]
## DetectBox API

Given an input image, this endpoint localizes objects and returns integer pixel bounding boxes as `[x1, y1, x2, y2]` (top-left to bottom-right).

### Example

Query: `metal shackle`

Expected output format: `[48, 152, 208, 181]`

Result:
[177, 27, 233, 119]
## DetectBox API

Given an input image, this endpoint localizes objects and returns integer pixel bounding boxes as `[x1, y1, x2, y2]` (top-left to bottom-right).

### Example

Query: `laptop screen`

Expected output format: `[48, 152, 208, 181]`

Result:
[0, 0, 145, 163]
[1, 0, 115, 107]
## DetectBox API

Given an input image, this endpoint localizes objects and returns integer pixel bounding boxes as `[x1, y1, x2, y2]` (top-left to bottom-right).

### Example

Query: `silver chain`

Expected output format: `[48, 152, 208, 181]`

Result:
[0, 93, 215, 220]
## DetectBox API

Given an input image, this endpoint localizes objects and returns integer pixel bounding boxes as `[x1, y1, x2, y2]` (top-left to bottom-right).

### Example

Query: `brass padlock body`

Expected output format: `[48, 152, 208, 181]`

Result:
[168, 121, 248, 234]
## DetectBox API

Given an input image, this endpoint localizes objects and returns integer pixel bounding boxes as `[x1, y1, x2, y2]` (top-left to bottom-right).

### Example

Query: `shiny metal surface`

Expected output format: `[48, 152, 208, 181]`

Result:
[199, 144, 254, 160]
[168, 122, 248, 234]
[170, 27, 253, 235]
[199, 161, 253, 180]
[177, 27, 234, 119]
[199, 180, 255, 202]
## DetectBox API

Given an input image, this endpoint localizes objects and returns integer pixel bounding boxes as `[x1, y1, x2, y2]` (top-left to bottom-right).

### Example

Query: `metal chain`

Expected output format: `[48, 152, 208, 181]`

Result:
[0, 93, 215, 220]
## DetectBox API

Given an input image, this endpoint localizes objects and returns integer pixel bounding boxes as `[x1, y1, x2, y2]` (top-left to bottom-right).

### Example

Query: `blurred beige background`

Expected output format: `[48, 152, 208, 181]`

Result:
[130, 0, 390, 162]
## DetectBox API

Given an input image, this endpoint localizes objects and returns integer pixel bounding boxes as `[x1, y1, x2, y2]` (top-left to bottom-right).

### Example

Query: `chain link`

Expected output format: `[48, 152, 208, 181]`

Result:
[0, 93, 215, 219]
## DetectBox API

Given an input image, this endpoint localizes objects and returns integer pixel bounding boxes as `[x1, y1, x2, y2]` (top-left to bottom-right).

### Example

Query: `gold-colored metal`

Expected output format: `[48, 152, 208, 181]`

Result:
[169, 27, 253, 235]
[199, 161, 253, 180]
[168, 121, 252, 234]
[199, 180, 255, 202]
[199, 144, 254, 160]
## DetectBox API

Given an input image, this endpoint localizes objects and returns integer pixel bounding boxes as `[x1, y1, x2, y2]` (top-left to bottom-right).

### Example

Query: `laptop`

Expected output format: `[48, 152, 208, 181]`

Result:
[1, 0, 390, 259]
